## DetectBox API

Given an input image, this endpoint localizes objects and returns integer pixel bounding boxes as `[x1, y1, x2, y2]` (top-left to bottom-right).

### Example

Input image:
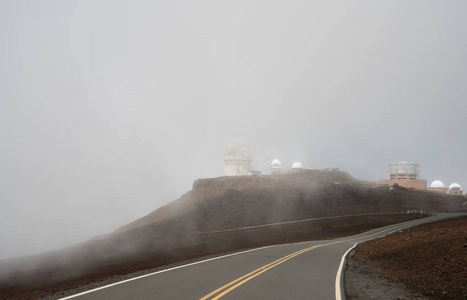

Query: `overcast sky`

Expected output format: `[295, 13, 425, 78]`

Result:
[1, 1, 466, 260]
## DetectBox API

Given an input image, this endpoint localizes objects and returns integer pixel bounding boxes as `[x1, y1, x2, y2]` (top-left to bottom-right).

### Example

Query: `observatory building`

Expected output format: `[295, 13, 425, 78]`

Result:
[448, 183, 463, 195]
[426, 180, 464, 195]
[388, 161, 420, 180]
[270, 159, 284, 174]
[270, 159, 305, 174]
[291, 162, 304, 173]
[379, 161, 426, 190]
[427, 180, 448, 194]
[224, 138, 251, 176]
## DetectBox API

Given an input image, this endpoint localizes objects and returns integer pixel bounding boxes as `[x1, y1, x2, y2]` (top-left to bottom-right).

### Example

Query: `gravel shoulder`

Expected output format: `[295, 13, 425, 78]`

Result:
[345, 248, 425, 300]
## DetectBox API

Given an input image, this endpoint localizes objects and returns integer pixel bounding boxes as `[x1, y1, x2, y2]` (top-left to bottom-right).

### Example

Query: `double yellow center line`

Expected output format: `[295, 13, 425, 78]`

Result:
[200, 217, 434, 300]
[200, 243, 334, 300]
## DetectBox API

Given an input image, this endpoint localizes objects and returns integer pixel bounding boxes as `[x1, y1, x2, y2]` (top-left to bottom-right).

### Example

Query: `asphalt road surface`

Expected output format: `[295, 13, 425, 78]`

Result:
[61, 213, 464, 300]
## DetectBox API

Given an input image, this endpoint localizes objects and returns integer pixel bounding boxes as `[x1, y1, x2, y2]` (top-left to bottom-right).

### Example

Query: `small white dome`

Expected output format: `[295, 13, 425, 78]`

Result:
[292, 162, 303, 169]
[430, 180, 445, 188]
[449, 183, 462, 190]
[271, 159, 281, 169]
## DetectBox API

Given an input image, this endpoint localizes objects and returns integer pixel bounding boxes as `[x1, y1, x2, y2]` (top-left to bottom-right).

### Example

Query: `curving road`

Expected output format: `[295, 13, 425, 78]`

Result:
[61, 213, 463, 300]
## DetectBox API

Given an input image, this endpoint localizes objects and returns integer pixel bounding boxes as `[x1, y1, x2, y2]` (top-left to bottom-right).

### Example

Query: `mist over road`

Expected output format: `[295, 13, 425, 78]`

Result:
[60, 214, 462, 300]
[1, 1, 466, 261]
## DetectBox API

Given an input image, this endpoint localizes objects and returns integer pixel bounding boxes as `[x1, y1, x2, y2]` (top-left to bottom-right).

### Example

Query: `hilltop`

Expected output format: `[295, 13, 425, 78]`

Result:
[0, 170, 465, 299]
[118, 170, 462, 233]
[117, 169, 363, 233]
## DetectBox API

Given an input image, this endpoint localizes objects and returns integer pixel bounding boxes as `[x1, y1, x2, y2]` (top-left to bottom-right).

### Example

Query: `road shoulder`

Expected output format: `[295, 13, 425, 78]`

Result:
[344, 248, 424, 300]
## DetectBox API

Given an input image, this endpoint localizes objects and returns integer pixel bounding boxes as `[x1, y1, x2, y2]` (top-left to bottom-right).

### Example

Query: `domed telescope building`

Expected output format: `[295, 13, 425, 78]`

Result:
[291, 162, 304, 173]
[379, 161, 426, 190]
[224, 138, 252, 176]
[427, 180, 448, 194]
[270, 159, 283, 174]
[448, 183, 463, 195]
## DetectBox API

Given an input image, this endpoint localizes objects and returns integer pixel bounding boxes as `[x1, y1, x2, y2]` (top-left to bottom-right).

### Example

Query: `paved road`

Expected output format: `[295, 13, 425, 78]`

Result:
[61, 213, 464, 300]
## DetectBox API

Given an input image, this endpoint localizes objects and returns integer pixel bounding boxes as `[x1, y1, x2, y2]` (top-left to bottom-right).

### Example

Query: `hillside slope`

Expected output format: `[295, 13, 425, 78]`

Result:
[0, 170, 465, 299]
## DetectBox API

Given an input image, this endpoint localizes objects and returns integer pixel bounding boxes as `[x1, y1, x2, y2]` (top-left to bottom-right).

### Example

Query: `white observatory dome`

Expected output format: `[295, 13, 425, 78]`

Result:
[449, 183, 462, 190]
[271, 159, 281, 170]
[429, 180, 446, 188]
[292, 162, 303, 169]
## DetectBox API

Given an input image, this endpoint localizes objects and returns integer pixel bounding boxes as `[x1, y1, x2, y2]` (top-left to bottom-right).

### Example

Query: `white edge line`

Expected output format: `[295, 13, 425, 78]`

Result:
[335, 243, 358, 300]
[334, 216, 440, 300]
[59, 245, 275, 300]
[60, 214, 445, 299]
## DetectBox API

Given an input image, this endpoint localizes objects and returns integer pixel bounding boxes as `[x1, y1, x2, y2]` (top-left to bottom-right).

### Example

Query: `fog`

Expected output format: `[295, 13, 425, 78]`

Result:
[1, 1, 466, 260]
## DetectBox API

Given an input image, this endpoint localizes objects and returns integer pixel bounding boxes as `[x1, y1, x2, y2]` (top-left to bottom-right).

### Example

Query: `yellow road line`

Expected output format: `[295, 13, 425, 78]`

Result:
[209, 245, 326, 300]
[200, 217, 434, 299]
[199, 247, 313, 300]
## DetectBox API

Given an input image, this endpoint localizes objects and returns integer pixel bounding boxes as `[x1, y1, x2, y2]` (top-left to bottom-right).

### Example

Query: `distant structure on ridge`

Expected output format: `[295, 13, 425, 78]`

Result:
[427, 180, 448, 194]
[378, 162, 465, 196]
[379, 161, 426, 190]
[427, 180, 463, 195]
[270, 159, 282, 174]
[291, 162, 304, 173]
[447, 183, 463, 195]
[224, 138, 252, 176]
[270, 159, 305, 174]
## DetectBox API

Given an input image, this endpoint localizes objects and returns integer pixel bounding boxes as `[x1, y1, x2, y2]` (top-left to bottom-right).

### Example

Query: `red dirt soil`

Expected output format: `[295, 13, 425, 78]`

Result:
[348, 216, 467, 300]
